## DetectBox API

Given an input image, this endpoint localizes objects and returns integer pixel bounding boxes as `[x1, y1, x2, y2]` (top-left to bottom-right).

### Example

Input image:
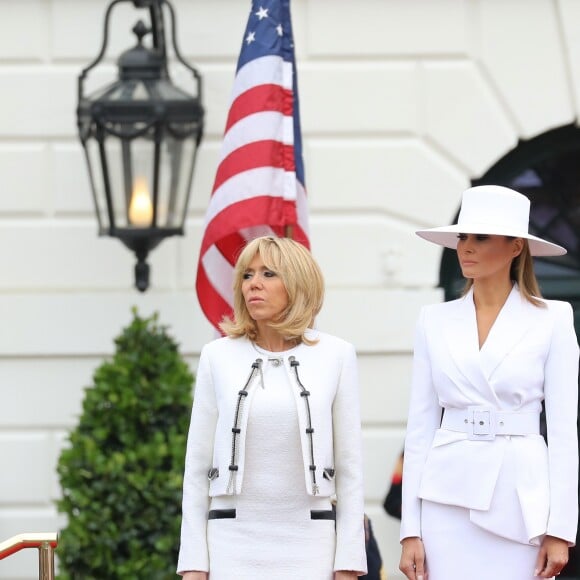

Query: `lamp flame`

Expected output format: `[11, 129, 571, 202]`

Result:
[128, 177, 153, 227]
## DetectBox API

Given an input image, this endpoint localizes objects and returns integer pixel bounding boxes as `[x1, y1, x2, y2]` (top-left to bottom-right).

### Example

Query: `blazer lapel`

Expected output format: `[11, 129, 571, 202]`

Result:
[442, 290, 500, 404]
[480, 285, 534, 380]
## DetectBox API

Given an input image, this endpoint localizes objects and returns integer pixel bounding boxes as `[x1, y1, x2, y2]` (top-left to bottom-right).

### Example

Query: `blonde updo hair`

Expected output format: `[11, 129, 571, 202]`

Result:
[219, 236, 324, 345]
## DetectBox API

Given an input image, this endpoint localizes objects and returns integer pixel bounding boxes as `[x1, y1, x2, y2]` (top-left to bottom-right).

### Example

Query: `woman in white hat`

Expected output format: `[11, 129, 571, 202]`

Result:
[399, 185, 579, 580]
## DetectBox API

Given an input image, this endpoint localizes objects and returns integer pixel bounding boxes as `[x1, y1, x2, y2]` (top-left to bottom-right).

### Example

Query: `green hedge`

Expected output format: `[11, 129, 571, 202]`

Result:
[56, 310, 194, 579]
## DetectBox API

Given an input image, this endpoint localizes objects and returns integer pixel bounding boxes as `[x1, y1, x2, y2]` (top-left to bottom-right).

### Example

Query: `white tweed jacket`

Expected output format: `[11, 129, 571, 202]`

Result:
[177, 329, 366, 574]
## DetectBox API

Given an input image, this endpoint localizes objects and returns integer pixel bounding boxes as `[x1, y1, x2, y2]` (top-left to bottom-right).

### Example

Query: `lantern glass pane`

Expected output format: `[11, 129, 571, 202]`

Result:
[101, 133, 156, 229]
[157, 134, 197, 228]
[85, 139, 110, 231]
[128, 137, 156, 228]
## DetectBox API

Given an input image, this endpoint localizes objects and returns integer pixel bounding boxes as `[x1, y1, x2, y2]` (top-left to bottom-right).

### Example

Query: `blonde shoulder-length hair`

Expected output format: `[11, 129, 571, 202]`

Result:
[463, 238, 544, 307]
[219, 236, 324, 344]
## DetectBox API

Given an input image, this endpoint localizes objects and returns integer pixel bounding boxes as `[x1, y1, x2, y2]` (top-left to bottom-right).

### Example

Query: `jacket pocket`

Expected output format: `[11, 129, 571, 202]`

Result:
[431, 427, 467, 448]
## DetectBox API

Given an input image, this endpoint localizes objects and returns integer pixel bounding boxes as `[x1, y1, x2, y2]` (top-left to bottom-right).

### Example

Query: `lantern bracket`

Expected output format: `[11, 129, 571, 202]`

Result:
[78, 0, 202, 105]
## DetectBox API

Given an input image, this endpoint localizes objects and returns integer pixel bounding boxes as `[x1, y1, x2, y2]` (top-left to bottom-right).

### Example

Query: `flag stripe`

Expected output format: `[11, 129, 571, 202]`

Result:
[212, 140, 295, 194]
[196, 258, 233, 328]
[215, 231, 249, 267]
[202, 243, 237, 300]
[231, 55, 288, 101]
[203, 166, 296, 231]
[201, 196, 292, 254]
[225, 84, 292, 133]
[220, 111, 290, 160]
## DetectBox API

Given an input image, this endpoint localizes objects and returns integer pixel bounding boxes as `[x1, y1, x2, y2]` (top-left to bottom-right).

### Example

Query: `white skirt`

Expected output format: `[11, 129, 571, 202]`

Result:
[421, 500, 551, 580]
[207, 493, 335, 580]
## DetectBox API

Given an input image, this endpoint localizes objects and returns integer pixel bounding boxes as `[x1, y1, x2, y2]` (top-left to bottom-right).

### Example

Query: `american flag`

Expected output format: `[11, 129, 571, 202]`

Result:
[196, 0, 310, 332]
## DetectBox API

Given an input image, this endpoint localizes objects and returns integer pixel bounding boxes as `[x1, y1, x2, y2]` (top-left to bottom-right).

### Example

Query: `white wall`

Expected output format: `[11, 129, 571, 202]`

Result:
[1, 0, 579, 578]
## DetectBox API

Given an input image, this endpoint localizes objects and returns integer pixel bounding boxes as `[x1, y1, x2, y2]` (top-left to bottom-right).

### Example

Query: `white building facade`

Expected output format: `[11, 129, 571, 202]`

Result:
[1, 1, 580, 578]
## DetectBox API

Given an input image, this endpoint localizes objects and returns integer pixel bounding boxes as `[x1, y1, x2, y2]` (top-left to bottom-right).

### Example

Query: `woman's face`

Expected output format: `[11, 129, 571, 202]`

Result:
[456, 234, 523, 282]
[241, 253, 289, 324]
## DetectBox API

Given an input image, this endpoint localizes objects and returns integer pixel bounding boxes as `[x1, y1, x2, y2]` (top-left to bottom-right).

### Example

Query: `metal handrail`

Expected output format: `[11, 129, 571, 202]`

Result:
[0, 533, 58, 580]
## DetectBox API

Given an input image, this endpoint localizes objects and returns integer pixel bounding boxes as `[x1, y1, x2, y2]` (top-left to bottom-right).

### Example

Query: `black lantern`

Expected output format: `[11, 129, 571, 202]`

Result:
[77, 0, 204, 291]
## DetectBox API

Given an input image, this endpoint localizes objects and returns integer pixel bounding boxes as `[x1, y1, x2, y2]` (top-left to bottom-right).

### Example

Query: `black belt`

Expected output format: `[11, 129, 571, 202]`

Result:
[207, 509, 335, 521]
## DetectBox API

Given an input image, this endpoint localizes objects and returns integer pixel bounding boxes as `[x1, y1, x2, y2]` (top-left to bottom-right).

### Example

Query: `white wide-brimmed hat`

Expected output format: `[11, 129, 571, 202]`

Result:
[416, 185, 566, 257]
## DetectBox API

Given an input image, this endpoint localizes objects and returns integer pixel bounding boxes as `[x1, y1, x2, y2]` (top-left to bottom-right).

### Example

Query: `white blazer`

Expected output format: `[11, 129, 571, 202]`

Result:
[401, 286, 579, 546]
[177, 330, 366, 574]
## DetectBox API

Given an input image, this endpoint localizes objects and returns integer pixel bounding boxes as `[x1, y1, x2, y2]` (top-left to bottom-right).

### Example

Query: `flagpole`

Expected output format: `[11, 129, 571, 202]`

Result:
[284, 224, 294, 239]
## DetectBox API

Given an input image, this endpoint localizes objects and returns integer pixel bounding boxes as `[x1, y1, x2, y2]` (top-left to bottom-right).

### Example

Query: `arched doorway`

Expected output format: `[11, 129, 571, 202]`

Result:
[439, 123, 580, 576]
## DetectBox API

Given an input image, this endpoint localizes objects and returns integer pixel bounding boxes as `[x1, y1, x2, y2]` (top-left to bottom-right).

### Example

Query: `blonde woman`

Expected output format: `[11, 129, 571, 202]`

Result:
[178, 236, 367, 580]
[400, 186, 579, 580]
